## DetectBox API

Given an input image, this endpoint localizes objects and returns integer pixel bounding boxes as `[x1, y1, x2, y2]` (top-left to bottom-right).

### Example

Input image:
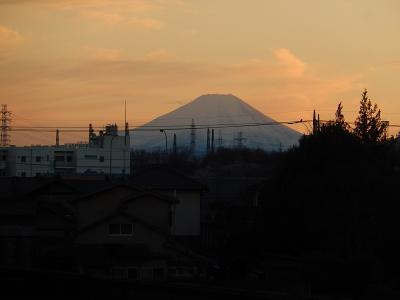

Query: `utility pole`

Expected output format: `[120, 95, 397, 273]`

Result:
[206, 128, 210, 153]
[190, 118, 196, 154]
[0, 104, 11, 147]
[211, 129, 215, 153]
[160, 129, 168, 154]
[312, 110, 320, 134]
[173, 133, 177, 155]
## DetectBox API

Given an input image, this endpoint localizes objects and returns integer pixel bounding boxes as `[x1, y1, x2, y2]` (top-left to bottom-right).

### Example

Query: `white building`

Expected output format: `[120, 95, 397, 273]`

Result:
[0, 124, 130, 177]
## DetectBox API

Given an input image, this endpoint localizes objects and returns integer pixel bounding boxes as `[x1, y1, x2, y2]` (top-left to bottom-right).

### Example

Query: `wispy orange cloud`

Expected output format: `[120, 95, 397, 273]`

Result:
[273, 48, 307, 78]
[79, 10, 164, 29]
[0, 25, 23, 56]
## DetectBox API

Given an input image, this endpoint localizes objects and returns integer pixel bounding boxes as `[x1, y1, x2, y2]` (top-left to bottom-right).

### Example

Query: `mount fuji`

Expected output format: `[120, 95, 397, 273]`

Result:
[130, 94, 301, 154]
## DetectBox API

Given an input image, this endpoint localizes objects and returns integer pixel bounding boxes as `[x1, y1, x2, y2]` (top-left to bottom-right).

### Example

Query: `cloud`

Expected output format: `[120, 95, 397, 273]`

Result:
[273, 48, 307, 77]
[0, 25, 23, 56]
[0, 0, 166, 30]
[1, 47, 366, 145]
[80, 10, 124, 25]
[79, 10, 164, 29]
[142, 49, 170, 62]
[83, 46, 123, 61]
[0, 0, 162, 12]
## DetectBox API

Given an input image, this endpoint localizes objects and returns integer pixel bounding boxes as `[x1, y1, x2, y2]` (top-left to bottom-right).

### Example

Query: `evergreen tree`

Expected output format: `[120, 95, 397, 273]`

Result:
[335, 102, 348, 130]
[354, 89, 388, 143]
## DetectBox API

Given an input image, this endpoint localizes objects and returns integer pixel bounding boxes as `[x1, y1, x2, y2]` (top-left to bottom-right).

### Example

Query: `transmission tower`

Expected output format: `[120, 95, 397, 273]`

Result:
[234, 131, 247, 149]
[190, 118, 196, 154]
[217, 130, 223, 149]
[0, 104, 11, 147]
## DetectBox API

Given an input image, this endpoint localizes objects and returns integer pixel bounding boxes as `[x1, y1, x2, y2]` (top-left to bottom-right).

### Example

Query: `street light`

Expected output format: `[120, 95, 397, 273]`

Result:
[160, 129, 168, 154]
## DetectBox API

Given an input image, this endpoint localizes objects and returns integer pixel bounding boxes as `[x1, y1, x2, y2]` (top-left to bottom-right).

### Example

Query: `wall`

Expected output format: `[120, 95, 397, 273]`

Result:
[76, 186, 141, 228]
[75, 215, 166, 253]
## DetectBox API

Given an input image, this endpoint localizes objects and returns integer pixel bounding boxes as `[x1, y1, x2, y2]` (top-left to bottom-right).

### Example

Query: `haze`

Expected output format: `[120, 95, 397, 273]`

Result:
[1, 0, 399, 145]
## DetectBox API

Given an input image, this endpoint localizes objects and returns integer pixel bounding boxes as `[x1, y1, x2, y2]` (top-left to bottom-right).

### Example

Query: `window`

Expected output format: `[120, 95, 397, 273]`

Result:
[108, 224, 120, 235]
[84, 154, 97, 160]
[21, 156, 26, 162]
[46, 155, 49, 161]
[55, 155, 64, 162]
[36, 156, 41, 162]
[121, 223, 133, 235]
[66, 156, 73, 162]
[127, 268, 139, 280]
[99, 156, 104, 162]
[153, 268, 165, 281]
[108, 223, 133, 235]
[21, 172, 26, 177]
[36, 173, 41, 177]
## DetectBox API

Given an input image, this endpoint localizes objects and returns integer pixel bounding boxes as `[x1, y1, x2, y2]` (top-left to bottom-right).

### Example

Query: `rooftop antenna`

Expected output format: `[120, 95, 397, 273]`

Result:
[0, 104, 11, 147]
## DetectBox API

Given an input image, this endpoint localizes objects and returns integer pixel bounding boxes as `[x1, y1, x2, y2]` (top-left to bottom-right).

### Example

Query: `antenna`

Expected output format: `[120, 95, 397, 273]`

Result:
[0, 104, 11, 147]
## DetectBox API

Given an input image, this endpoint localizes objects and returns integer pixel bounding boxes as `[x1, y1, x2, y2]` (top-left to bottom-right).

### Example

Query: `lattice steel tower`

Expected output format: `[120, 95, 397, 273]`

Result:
[0, 104, 11, 146]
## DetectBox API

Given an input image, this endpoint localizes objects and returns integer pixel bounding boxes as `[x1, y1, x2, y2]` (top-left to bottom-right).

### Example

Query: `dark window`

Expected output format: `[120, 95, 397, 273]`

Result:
[99, 156, 104, 162]
[21, 172, 26, 177]
[21, 156, 26, 162]
[121, 223, 133, 235]
[2, 155, 6, 161]
[127, 268, 139, 280]
[108, 223, 133, 235]
[36, 156, 41, 162]
[169, 211, 173, 227]
[84, 155, 97, 160]
[108, 224, 120, 235]
[55, 155, 64, 162]
[46, 155, 49, 161]
[153, 268, 165, 281]
[66, 156, 73, 162]
[36, 173, 40, 177]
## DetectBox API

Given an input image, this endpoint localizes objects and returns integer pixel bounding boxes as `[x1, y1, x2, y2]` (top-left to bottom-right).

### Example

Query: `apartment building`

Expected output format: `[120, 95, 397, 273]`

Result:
[0, 124, 130, 177]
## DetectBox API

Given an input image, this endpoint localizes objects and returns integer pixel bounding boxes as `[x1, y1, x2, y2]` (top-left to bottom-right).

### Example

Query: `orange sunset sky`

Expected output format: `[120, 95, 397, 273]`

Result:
[0, 0, 399, 145]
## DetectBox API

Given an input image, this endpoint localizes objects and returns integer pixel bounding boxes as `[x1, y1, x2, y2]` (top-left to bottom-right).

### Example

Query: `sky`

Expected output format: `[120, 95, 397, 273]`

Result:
[0, 0, 399, 145]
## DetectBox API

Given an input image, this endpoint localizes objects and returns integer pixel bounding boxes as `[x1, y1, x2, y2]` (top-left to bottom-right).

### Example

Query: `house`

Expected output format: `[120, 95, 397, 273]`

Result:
[0, 174, 208, 280]
[72, 181, 208, 280]
[132, 167, 206, 239]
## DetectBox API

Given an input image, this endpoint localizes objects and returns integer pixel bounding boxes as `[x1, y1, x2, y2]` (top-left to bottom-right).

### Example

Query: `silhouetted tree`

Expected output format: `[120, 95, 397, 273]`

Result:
[354, 89, 388, 143]
[334, 102, 348, 130]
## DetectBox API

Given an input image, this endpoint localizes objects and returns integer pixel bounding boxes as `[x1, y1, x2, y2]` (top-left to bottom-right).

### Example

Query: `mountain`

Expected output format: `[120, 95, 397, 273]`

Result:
[130, 94, 301, 154]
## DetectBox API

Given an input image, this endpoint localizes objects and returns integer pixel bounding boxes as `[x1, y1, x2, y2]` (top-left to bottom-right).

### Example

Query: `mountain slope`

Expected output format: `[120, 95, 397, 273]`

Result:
[130, 94, 301, 153]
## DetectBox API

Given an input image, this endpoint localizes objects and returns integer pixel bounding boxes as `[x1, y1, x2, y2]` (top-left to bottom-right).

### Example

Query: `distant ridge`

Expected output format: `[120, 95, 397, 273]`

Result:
[130, 94, 301, 154]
